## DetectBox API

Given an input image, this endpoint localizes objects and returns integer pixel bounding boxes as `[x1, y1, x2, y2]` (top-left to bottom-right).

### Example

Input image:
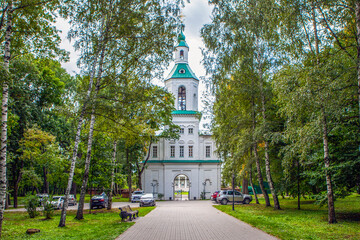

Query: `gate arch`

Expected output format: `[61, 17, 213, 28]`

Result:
[172, 174, 190, 200]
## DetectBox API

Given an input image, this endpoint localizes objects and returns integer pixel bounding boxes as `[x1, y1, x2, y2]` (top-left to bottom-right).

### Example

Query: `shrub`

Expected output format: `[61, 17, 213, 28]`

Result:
[157, 193, 164, 200]
[25, 195, 39, 218]
[42, 196, 54, 219]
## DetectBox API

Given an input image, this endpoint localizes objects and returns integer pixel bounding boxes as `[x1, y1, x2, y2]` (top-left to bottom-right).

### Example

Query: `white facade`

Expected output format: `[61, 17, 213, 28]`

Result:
[142, 32, 221, 200]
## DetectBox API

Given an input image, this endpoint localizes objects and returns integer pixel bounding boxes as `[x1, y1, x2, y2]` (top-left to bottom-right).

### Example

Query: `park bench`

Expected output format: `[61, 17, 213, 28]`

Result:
[119, 205, 139, 221]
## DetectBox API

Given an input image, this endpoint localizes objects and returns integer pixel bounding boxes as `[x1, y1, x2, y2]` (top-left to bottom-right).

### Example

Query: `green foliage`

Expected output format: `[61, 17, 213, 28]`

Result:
[42, 196, 54, 219]
[0, 0, 68, 60]
[24, 195, 39, 218]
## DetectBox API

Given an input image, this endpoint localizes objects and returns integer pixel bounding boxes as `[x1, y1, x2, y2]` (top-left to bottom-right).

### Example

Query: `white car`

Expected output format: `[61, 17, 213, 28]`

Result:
[50, 196, 64, 210]
[131, 190, 144, 202]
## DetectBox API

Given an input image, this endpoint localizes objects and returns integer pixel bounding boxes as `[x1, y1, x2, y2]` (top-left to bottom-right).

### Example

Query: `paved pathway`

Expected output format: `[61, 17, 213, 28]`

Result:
[116, 200, 278, 240]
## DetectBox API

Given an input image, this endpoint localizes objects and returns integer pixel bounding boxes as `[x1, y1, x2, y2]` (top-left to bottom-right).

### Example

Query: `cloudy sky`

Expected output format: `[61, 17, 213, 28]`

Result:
[58, 0, 213, 79]
[57, 0, 213, 126]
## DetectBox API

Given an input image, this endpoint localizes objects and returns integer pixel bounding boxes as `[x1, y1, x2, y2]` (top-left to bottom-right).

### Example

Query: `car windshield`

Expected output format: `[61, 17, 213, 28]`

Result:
[141, 194, 153, 199]
[133, 191, 143, 195]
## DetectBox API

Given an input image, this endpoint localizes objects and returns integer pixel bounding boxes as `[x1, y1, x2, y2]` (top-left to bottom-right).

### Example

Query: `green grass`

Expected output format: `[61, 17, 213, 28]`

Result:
[215, 194, 360, 240]
[2, 207, 154, 240]
[11, 194, 129, 206]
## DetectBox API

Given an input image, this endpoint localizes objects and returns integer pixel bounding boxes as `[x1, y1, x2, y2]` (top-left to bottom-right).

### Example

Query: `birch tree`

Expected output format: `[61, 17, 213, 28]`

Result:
[61, 0, 183, 225]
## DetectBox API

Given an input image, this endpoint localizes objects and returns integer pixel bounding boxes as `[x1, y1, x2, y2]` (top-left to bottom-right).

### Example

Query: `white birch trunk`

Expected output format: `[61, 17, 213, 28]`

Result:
[252, 97, 270, 207]
[58, 58, 98, 227]
[0, 2, 12, 236]
[75, 38, 106, 219]
[259, 71, 280, 210]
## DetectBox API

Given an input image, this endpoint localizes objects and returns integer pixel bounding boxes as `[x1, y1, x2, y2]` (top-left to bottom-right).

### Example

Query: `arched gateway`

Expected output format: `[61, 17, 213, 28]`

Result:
[173, 174, 190, 200]
[141, 30, 221, 200]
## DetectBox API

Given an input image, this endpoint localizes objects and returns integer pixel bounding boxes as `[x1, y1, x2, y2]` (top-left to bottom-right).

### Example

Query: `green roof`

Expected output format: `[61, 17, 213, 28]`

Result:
[177, 31, 189, 48]
[145, 160, 221, 164]
[165, 63, 199, 80]
[172, 110, 199, 115]
[177, 40, 189, 48]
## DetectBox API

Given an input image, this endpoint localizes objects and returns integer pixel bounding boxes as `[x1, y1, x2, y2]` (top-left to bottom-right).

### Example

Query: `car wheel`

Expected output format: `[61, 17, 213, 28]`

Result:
[243, 198, 250, 204]
[221, 199, 228, 205]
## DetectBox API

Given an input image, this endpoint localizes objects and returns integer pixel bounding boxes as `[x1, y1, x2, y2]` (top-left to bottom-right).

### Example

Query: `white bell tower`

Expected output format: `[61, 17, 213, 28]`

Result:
[165, 30, 199, 111]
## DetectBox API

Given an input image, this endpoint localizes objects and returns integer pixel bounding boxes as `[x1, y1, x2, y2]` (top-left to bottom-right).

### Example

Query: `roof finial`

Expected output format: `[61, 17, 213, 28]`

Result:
[178, 24, 186, 42]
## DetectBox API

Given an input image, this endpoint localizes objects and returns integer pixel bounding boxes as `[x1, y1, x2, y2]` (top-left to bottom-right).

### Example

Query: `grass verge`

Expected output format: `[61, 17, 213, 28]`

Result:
[3, 207, 154, 240]
[214, 194, 360, 240]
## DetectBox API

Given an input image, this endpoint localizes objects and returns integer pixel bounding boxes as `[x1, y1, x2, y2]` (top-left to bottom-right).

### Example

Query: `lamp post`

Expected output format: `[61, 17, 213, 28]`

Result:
[232, 173, 235, 211]
[171, 181, 174, 201]
[202, 179, 212, 200]
[151, 182, 159, 197]
[188, 181, 191, 200]
[202, 181, 206, 200]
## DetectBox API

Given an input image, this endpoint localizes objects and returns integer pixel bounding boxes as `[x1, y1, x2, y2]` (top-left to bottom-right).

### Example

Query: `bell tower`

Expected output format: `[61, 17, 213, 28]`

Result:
[165, 30, 199, 112]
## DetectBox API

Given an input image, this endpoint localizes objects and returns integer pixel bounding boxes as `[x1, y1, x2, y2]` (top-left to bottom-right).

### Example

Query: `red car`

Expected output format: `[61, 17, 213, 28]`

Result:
[211, 191, 220, 202]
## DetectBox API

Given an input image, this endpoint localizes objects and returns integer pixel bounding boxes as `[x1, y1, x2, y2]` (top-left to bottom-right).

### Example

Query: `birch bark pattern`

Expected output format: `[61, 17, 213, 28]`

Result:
[312, 3, 336, 223]
[58, 58, 98, 227]
[259, 73, 280, 210]
[76, 43, 106, 219]
[108, 141, 117, 210]
[0, 2, 12, 236]
[252, 98, 270, 207]
[322, 108, 336, 223]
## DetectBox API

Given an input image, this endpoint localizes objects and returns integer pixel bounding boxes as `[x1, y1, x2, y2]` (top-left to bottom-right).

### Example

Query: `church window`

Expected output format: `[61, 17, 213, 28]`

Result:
[188, 128, 193, 134]
[189, 146, 193, 157]
[180, 128, 184, 134]
[170, 146, 175, 158]
[206, 146, 211, 158]
[180, 50, 184, 59]
[153, 146, 158, 158]
[178, 86, 186, 110]
[179, 69, 186, 74]
[180, 146, 184, 157]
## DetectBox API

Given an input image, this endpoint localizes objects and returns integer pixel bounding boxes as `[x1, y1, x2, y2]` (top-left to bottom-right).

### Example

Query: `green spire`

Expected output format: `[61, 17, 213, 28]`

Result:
[177, 27, 189, 48]
[178, 31, 186, 42]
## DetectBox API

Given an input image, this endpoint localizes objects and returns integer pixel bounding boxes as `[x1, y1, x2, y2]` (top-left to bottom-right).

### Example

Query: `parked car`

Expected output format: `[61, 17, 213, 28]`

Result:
[131, 190, 144, 203]
[90, 193, 108, 209]
[36, 194, 49, 206]
[210, 191, 220, 202]
[50, 196, 64, 210]
[68, 194, 77, 206]
[216, 190, 252, 205]
[139, 193, 156, 207]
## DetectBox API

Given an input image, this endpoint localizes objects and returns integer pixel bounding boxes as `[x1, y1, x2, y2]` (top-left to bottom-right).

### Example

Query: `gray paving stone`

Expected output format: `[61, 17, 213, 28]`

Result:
[116, 200, 278, 240]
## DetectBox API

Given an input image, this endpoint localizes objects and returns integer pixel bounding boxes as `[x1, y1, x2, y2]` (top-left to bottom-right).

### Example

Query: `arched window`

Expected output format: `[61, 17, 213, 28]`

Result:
[180, 50, 184, 59]
[178, 86, 186, 110]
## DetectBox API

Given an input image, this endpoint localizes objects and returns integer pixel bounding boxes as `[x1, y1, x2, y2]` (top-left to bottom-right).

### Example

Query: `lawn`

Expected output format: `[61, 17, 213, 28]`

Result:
[11, 194, 130, 207]
[2, 207, 154, 240]
[214, 194, 360, 240]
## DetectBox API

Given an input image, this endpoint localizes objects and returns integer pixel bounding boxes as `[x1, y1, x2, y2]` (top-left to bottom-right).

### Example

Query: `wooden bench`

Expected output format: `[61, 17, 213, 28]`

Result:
[119, 205, 139, 221]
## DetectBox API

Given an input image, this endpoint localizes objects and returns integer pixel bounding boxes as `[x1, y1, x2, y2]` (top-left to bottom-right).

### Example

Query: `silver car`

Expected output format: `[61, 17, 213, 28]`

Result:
[139, 193, 156, 207]
[217, 190, 252, 205]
